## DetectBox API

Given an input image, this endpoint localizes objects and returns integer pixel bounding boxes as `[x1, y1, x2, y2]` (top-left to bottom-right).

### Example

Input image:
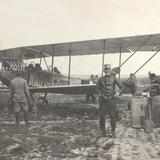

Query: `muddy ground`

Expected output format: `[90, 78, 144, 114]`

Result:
[0, 93, 160, 160]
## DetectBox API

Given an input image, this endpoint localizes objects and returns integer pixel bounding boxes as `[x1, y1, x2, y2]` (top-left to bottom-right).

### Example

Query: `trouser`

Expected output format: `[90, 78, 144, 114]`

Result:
[15, 111, 29, 125]
[99, 96, 117, 132]
[14, 101, 29, 125]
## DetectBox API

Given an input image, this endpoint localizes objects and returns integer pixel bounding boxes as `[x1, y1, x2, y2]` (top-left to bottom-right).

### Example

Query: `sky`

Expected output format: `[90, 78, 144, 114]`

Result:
[1, 0, 160, 77]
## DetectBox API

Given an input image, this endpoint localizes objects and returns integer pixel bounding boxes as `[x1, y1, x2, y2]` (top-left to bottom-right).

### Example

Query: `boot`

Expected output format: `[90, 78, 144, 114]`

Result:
[24, 112, 29, 126]
[100, 117, 106, 137]
[111, 129, 116, 138]
[101, 129, 106, 137]
[15, 112, 20, 127]
[110, 119, 116, 138]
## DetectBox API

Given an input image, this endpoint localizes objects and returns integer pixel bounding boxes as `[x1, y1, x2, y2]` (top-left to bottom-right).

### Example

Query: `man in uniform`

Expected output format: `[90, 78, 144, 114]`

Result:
[149, 73, 160, 97]
[124, 73, 138, 96]
[123, 73, 139, 110]
[10, 73, 33, 126]
[86, 75, 96, 103]
[96, 64, 122, 137]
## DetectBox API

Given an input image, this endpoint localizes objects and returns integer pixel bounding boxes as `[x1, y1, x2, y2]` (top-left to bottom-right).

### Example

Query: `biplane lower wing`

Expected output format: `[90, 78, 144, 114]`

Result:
[29, 84, 96, 95]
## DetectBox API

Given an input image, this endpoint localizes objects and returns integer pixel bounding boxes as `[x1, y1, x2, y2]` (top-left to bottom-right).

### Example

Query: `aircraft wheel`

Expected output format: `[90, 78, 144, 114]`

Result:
[36, 97, 48, 110]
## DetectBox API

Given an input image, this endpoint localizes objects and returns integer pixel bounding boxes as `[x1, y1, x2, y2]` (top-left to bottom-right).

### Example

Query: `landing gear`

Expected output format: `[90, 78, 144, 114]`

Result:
[35, 93, 48, 110]
[36, 97, 48, 106]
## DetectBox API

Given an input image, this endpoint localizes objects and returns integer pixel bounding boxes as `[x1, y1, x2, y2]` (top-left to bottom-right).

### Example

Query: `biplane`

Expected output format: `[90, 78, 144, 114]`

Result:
[0, 33, 160, 105]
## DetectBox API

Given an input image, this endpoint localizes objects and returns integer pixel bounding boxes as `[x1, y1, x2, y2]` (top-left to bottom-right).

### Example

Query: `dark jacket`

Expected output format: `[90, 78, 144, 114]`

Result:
[123, 78, 138, 96]
[96, 74, 122, 99]
[150, 77, 160, 97]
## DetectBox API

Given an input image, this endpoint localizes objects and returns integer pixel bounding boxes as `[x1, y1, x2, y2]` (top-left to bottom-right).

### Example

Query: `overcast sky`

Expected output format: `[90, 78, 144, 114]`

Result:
[1, 0, 160, 76]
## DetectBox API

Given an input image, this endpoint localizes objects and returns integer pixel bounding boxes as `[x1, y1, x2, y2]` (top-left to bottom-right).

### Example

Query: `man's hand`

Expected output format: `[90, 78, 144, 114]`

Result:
[114, 92, 120, 98]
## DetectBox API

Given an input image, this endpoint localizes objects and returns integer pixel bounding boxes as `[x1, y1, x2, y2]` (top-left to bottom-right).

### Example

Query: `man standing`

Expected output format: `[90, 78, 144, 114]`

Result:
[123, 73, 139, 110]
[124, 73, 138, 96]
[149, 73, 160, 97]
[10, 74, 33, 126]
[96, 64, 122, 137]
[86, 75, 96, 103]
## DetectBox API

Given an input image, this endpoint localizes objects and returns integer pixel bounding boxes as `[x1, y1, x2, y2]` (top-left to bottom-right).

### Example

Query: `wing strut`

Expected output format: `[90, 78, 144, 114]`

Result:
[2, 51, 6, 70]
[119, 46, 122, 79]
[133, 48, 160, 75]
[68, 49, 72, 85]
[51, 45, 55, 73]
[20, 48, 24, 62]
[101, 40, 106, 76]
[120, 35, 152, 67]
[42, 55, 50, 71]
[20, 48, 24, 70]
[39, 56, 42, 66]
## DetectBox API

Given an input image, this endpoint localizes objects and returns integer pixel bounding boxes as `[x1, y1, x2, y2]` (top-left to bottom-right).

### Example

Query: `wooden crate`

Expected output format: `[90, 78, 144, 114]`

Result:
[131, 97, 148, 128]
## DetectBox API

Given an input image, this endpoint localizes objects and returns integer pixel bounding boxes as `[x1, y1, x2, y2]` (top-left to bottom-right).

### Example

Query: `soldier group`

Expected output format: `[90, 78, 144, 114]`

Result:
[9, 63, 160, 138]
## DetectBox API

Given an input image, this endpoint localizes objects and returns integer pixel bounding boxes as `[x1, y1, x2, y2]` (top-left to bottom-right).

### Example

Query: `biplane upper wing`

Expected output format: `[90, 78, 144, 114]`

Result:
[29, 84, 96, 95]
[1, 33, 160, 60]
